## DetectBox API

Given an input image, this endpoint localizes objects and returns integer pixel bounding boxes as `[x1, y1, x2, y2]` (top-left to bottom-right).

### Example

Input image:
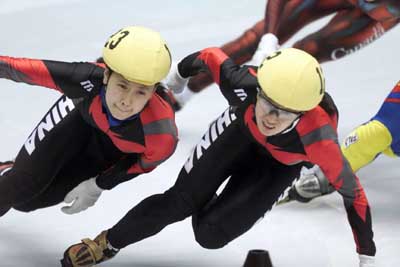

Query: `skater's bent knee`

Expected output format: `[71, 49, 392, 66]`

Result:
[194, 222, 230, 249]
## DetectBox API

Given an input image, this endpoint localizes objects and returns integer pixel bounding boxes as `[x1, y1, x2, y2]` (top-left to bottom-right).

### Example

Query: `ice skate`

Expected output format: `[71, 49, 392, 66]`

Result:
[61, 231, 118, 267]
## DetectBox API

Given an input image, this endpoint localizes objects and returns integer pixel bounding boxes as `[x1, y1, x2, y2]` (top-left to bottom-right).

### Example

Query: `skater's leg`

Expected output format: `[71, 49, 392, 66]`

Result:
[192, 158, 303, 248]
[293, 8, 399, 62]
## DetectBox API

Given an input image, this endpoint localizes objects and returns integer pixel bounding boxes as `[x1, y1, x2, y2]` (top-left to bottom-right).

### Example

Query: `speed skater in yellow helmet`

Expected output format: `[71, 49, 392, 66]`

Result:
[257, 48, 325, 112]
[103, 26, 172, 86]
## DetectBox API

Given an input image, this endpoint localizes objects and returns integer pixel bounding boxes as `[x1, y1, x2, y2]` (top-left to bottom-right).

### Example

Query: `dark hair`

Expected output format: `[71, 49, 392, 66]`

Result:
[96, 57, 105, 63]
[319, 92, 339, 120]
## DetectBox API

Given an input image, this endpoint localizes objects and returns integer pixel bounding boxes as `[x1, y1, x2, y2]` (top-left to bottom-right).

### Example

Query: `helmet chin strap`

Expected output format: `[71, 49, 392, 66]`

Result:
[282, 116, 301, 134]
[273, 116, 302, 136]
[102, 73, 112, 110]
[101, 85, 111, 111]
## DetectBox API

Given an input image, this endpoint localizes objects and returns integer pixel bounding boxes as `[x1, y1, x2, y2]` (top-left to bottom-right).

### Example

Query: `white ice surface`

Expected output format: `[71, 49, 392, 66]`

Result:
[0, 1, 399, 266]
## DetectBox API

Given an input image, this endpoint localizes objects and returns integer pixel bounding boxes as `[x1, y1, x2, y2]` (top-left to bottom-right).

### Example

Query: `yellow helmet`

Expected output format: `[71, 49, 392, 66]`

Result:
[102, 26, 171, 86]
[257, 48, 325, 112]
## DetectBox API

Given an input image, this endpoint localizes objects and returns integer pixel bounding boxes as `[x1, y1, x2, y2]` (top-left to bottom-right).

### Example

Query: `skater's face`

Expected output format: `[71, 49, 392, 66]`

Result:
[103, 69, 155, 120]
[255, 91, 301, 136]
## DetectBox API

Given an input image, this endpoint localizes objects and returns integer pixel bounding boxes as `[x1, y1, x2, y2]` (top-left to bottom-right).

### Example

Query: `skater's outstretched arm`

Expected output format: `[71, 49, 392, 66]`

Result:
[0, 56, 104, 98]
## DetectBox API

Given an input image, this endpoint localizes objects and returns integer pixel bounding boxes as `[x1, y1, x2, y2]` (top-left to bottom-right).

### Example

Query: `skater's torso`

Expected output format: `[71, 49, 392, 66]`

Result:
[179, 48, 340, 171]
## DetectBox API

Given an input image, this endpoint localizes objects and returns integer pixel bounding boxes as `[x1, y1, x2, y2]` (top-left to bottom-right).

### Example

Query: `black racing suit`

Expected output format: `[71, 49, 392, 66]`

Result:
[106, 48, 376, 257]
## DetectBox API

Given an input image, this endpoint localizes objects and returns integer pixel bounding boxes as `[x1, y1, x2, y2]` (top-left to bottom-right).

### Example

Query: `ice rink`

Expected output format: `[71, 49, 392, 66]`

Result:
[0, 0, 399, 266]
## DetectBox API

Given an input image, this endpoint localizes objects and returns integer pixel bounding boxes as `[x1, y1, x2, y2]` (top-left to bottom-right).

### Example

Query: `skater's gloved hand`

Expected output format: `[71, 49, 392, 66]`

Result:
[276, 165, 334, 205]
[359, 254, 375, 267]
[293, 165, 325, 200]
[61, 177, 103, 215]
[163, 61, 188, 94]
[251, 33, 279, 65]
[295, 165, 334, 199]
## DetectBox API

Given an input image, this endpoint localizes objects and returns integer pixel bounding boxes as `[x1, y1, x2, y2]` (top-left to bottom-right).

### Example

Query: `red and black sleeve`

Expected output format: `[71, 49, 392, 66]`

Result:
[298, 109, 376, 256]
[178, 47, 259, 106]
[0, 56, 104, 98]
[96, 155, 140, 190]
[125, 94, 178, 175]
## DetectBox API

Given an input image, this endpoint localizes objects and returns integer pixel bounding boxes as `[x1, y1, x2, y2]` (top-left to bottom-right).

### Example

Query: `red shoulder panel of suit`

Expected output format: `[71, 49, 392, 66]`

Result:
[198, 47, 229, 85]
[0, 56, 60, 92]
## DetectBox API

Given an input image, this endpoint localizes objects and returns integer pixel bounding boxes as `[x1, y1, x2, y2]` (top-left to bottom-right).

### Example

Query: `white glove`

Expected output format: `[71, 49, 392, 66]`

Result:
[294, 165, 334, 199]
[164, 61, 188, 94]
[359, 254, 375, 267]
[251, 33, 280, 65]
[61, 177, 103, 215]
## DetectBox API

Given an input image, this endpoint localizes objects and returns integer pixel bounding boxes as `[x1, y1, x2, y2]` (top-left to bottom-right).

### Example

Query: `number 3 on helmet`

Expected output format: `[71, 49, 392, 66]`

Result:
[102, 26, 172, 86]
